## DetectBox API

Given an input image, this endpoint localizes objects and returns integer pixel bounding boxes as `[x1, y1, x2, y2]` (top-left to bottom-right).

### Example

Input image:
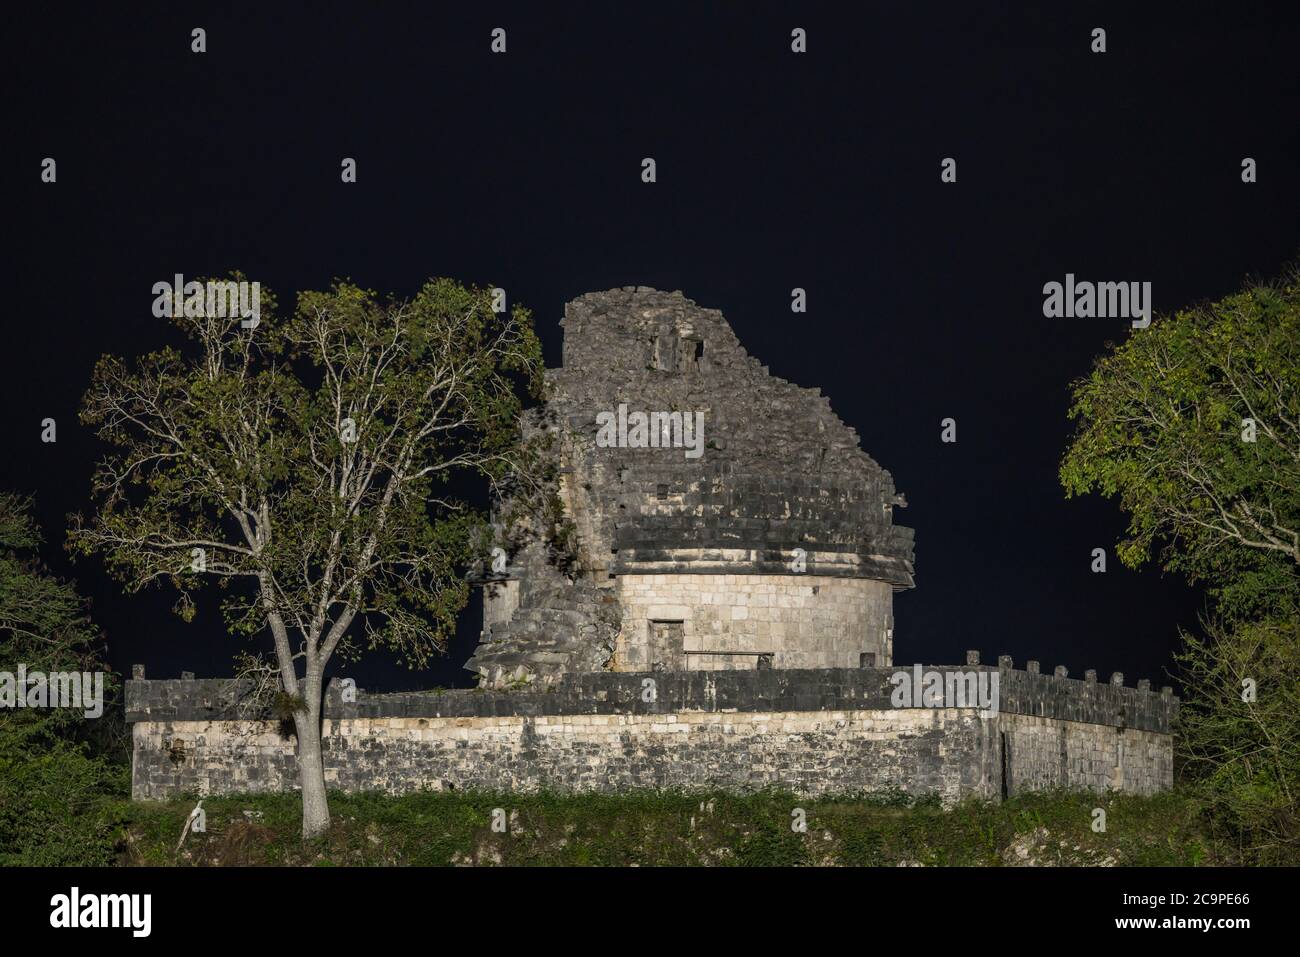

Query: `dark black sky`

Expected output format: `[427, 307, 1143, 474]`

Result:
[8, 2, 1298, 692]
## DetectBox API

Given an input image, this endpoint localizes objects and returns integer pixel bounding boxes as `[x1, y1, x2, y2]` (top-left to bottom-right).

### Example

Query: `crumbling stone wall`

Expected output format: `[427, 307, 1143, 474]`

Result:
[468, 288, 916, 687]
[481, 579, 520, 633]
[127, 663, 1176, 802]
[133, 709, 998, 804]
[548, 288, 915, 585]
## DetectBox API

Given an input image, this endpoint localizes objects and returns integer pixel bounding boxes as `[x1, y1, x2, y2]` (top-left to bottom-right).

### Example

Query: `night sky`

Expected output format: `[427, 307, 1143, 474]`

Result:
[9, 3, 1298, 693]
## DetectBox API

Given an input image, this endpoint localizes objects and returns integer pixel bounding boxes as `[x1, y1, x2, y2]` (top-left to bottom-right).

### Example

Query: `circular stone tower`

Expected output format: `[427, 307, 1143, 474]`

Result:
[467, 288, 914, 687]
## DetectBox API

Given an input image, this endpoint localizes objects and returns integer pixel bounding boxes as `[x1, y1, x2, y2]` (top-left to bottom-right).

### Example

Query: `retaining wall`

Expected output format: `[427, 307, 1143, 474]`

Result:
[127, 663, 1176, 803]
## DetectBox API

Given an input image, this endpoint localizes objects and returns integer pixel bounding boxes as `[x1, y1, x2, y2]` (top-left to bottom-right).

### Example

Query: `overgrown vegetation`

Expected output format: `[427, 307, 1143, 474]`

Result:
[477, 412, 583, 579]
[0, 495, 127, 866]
[1062, 260, 1300, 865]
[116, 788, 1214, 867]
[1173, 616, 1299, 864]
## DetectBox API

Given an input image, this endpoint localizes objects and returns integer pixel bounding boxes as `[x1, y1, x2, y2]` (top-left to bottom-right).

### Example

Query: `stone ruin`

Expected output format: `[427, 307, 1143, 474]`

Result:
[123, 289, 1178, 804]
[466, 286, 916, 688]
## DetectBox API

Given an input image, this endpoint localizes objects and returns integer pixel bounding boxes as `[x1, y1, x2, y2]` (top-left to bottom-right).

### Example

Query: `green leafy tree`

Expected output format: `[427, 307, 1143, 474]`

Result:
[70, 277, 542, 839]
[0, 494, 124, 865]
[1061, 262, 1300, 619]
[1062, 262, 1300, 863]
[1173, 615, 1299, 863]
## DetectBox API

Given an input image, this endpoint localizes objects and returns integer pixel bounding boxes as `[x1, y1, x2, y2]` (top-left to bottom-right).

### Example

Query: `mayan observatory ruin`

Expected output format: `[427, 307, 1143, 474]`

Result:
[127, 289, 1177, 803]
[467, 286, 916, 684]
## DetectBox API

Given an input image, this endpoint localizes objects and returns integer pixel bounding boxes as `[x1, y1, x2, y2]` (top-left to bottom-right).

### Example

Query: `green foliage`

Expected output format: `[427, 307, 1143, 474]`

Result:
[1061, 260, 1300, 865]
[1174, 615, 1300, 864]
[1061, 262, 1300, 619]
[115, 788, 1214, 867]
[70, 275, 543, 669]
[68, 275, 544, 837]
[0, 495, 125, 865]
[478, 417, 582, 579]
[272, 691, 307, 720]
[0, 495, 106, 711]
[0, 724, 128, 866]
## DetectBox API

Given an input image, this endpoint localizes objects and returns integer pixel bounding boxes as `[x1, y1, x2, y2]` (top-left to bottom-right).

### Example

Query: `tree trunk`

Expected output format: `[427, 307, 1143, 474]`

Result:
[294, 675, 330, 841]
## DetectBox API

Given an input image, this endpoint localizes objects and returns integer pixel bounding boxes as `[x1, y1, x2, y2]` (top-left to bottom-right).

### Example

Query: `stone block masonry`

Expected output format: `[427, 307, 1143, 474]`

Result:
[468, 288, 917, 688]
[616, 573, 893, 671]
[127, 664, 1176, 803]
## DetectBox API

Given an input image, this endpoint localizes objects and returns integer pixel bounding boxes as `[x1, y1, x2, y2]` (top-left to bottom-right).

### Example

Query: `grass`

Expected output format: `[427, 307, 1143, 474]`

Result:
[113, 787, 1215, 867]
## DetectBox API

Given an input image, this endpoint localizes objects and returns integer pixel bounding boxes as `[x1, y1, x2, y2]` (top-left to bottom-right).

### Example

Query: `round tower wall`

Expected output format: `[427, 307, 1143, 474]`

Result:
[614, 573, 893, 672]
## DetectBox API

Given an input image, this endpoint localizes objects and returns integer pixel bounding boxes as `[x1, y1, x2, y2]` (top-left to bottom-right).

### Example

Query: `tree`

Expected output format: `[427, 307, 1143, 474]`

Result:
[1062, 262, 1300, 863]
[1061, 262, 1300, 619]
[1173, 614, 1299, 863]
[70, 277, 542, 838]
[0, 494, 124, 865]
[1, 494, 105, 708]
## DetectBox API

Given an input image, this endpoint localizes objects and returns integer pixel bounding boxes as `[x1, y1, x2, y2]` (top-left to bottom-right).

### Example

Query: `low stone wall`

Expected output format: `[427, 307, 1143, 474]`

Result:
[132, 708, 1000, 803]
[126, 665, 1177, 802]
[1001, 714, 1173, 796]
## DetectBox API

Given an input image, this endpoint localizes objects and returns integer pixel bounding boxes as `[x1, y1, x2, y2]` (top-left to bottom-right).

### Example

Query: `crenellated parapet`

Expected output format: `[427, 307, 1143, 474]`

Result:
[127, 660, 1176, 732]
